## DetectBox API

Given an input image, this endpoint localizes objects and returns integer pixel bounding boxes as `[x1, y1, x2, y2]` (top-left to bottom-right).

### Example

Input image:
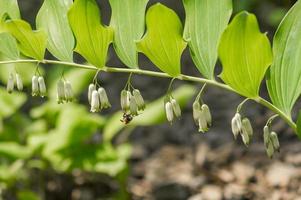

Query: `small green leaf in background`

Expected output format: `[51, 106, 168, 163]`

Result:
[17, 190, 41, 200]
[68, 0, 113, 68]
[109, 0, 148, 68]
[183, 0, 232, 80]
[36, 0, 74, 62]
[0, 32, 19, 59]
[137, 3, 187, 77]
[218, 11, 272, 98]
[4, 19, 47, 60]
[103, 84, 196, 141]
[0, 87, 26, 119]
[267, 1, 301, 116]
[0, 142, 31, 160]
[0, 0, 20, 20]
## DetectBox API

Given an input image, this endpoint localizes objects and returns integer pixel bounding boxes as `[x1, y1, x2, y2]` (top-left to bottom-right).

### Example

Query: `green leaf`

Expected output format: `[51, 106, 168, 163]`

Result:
[36, 0, 75, 62]
[103, 85, 196, 141]
[0, 0, 20, 19]
[218, 11, 272, 98]
[4, 19, 47, 60]
[183, 0, 232, 79]
[109, 0, 148, 68]
[0, 32, 19, 59]
[136, 3, 187, 77]
[267, 1, 301, 116]
[297, 110, 301, 139]
[68, 0, 113, 68]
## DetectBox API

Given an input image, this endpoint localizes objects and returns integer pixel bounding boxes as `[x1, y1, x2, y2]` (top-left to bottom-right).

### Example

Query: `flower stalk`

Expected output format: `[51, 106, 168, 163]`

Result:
[0, 59, 297, 134]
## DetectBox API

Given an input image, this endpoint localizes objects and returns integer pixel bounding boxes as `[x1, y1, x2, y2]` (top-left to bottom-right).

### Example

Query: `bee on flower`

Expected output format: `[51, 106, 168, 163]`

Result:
[120, 88, 145, 124]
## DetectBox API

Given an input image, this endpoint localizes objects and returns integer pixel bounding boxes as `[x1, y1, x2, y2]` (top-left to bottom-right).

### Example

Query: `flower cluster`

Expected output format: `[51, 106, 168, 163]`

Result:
[57, 79, 74, 104]
[6, 72, 23, 93]
[88, 83, 111, 113]
[263, 125, 280, 158]
[164, 96, 181, 124]
[193, 101, 212, 133]
[32, 75, 46, 97]
[120, 89, 145, 117]
[231, 113, 253, 147]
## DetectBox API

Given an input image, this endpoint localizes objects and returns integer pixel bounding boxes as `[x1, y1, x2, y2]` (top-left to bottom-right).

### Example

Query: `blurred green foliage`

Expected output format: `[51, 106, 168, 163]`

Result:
[0, 62, 196, 198]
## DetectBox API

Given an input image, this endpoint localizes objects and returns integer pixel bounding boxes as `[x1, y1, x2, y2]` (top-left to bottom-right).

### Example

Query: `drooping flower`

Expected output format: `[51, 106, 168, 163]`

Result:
[90, 90, 100, 112]
[88, 83, 96, 105]
[7, 72, 14, 93]
[171, 98, 181, 118]
[64, 81, 74, 102]
[270, 131, 280, 152]
[38, 76, 47, 97]
[32, 75, 39, 96]
[133, 89, 145, 111]
[120, 90, 130, 111]
[198, 111, 208, 133]
[98, 87, 111, 109]
[129, 95, 138, 116]
[241, 118, 253, 146]
[263, 125, 270, 147]
[165, 102, 174, 123]
[57, 79, 65, 104]
[231, 113, 242, 139]
[16, 73, 23, 91]
[192, 101, 201, 124]
[202, 104, 212, 126]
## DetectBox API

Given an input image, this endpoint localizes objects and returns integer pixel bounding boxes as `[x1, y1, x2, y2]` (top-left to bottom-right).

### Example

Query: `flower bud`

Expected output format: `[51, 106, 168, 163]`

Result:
[57, 79, 65, 104]
[270, 131, 280, 152]
[120, 90, 130, 111]
[133, 89, 145, 110]
[7, 72, 14, 93]
[263, 125, 270, 147]
[88, 83, 96, 105]
[193, 101, 201, 124]
[241, 129, 250, 147]
[16, 73, 23, 91]
[90, 90, 100, 112]
[130, 96, 138, 116]
[171, 98, 181, 118]
[242, 118, 253, 138]
[202, 104, 212, 126]
[98, 87, 111, 109]
[165, 102, 174, 123]
[231, 113, 242, 139]
[38, 76, 46, 97]
[198, 111, 208, 133]
[32, 75, 39, 96]
[266, 142, 275, 158]
[64, 81, 74, 102]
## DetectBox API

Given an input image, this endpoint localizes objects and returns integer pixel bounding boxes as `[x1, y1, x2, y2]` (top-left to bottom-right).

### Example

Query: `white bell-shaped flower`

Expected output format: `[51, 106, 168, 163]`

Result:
[16, 73, 23, 91]
[7, 72, 14, 94]
[32, 75, 39, 96]
[38, 76, 47, 97]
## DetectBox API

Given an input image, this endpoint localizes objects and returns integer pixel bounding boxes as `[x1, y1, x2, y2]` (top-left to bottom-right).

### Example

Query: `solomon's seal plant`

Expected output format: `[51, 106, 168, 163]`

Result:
[1, 0, 301, 158]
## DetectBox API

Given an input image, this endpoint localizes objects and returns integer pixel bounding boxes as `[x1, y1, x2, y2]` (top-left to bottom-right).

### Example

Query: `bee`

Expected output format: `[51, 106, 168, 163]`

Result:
[120, 113, 133, 124]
